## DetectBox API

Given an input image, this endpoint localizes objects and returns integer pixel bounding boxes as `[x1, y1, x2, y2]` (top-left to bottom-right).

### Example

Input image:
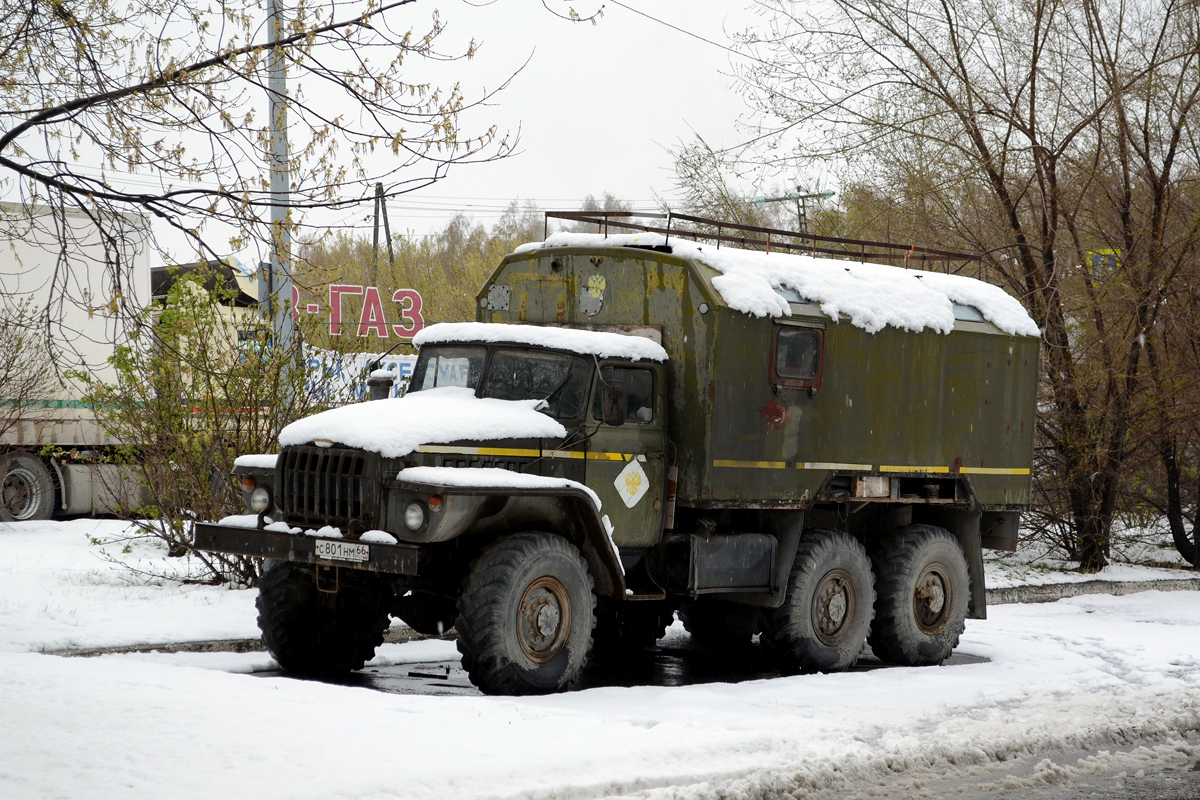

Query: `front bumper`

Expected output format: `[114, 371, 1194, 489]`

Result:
[192, 522, 421, 575]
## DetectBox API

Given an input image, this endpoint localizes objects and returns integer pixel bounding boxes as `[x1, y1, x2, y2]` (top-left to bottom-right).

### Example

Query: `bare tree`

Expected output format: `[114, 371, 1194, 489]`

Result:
[0, 0, 520, 373]
[717, 0, 1200, 570]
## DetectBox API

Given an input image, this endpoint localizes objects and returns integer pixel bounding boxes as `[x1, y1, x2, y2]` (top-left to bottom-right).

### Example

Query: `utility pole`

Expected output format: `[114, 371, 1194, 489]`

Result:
[371, 182, 394, 287]
[751, 189, 836, 240]
[264, 0, 294, 355]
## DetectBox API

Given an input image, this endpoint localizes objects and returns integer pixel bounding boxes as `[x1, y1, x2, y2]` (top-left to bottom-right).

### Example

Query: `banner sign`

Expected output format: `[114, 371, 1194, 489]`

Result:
[293, 284, 425, 339]
[307, 350, 417, 402]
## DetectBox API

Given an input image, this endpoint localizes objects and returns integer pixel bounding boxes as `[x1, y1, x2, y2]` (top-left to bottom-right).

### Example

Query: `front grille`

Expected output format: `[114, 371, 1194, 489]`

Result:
[279, 446, 377, 529]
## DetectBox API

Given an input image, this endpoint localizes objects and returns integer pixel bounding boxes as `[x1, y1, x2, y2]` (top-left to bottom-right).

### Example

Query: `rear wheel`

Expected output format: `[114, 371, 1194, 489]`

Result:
[763, 529, 875, 674]
[0, 452, 56, 522]
[256, 561, 392, 676]
[869, 525, 970, 666]
[456, 534, 595, 695]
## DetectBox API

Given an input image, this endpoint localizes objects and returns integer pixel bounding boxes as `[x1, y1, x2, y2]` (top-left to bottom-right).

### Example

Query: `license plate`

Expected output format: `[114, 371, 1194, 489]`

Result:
[313, 539, 370, 563]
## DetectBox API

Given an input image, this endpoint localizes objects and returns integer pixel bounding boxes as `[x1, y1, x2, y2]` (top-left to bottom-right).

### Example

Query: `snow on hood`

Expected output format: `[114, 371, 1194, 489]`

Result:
[414, 321, 667, 362]
[398, 466, 602, 511]
[277, 387, 567, 458]
[520, 232, 1039, 337]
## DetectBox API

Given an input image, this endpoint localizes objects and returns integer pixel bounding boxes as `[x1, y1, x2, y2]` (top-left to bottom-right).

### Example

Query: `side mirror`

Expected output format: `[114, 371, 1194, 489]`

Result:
[366, 371, 394, 401]
[602, 381, 626, 427]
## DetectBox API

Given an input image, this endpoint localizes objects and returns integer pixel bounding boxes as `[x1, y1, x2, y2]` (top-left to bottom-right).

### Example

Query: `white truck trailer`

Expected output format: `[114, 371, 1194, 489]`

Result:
[0, 202, 151, 521]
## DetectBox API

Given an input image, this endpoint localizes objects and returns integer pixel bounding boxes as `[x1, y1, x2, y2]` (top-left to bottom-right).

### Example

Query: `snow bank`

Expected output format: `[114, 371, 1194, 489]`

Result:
[522, 232, 1040, 337]
[0, 520, 261, 652]
[1, 587, 1198, 800]
[277, 386, 567, 458]
[398, 465, 602, 511]
[413, 321, 668, 362]
[985, 553, 1194, 589]
[4, 518, 1200, 800]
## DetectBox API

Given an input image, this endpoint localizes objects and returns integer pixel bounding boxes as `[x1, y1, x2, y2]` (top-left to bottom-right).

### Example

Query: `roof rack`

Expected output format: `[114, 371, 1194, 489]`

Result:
[543, 210, 980, 272]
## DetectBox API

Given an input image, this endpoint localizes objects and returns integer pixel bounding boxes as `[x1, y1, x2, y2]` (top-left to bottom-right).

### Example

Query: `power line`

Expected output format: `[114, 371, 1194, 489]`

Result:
[608, 1, 755, 63]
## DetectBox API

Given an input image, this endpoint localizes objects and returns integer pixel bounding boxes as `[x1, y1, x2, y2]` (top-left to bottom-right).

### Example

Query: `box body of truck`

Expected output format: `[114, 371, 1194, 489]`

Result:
[195, 214, 1039, 695]
[1, 202, 151, 519]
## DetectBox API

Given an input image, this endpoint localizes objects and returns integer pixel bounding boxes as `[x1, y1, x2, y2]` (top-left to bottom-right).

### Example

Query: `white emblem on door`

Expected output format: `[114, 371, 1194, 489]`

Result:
[615, 458, 650, 508]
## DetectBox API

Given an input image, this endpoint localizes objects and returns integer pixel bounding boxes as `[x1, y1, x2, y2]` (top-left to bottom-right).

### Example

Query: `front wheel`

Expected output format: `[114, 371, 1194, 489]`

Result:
[869, 525, 970, 666]
[256, 561, 392, 676]
[763, 529, 875, 674]
[456, 534, 596, 695]
[0, 452, 56, 522]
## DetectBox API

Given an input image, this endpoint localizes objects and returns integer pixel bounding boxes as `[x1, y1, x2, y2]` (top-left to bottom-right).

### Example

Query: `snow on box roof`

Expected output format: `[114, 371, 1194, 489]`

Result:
[517, 232, 1040, 337]
[413, 321, 668, 362]
[278, 386, 567, 458]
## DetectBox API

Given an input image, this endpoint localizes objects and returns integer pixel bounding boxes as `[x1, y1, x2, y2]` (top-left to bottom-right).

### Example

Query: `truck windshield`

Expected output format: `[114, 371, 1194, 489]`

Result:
[480, 348, 592, 419]
[410, 345, 486, 391]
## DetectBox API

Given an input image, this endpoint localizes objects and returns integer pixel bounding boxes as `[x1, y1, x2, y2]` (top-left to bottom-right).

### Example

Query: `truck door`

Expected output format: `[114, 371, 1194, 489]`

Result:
[584, 363, 668, 548]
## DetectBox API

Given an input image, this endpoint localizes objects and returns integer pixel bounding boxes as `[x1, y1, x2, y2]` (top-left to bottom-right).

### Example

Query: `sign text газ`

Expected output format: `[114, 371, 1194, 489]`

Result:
[292, 284, 425, 338]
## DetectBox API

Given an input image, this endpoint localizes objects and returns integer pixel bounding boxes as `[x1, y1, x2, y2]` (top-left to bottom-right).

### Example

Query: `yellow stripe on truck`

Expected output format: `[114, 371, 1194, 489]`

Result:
[712, 459, 787, 469]
[959, 466, 1031, 475]
[419, 445, 645, 462]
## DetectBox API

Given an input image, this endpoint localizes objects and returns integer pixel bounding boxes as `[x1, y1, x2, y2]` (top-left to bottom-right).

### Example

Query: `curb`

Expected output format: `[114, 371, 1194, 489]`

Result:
[986, 577, 1200, 605]
[49, 625, 455, 658]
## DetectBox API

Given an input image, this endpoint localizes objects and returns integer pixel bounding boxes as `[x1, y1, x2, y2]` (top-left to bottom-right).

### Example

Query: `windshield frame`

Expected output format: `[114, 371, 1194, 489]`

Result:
[409, 342, 596, 421]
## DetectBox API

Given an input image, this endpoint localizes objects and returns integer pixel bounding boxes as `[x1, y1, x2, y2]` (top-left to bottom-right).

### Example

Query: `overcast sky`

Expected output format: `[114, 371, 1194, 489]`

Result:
[354, 0, 769, 237]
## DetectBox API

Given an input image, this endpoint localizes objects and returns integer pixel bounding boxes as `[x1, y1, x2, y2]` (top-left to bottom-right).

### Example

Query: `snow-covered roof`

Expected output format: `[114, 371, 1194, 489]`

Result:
[277, 387, 567, 458]
[413, 321, 668, 362]
[516, 232, 1040, 337]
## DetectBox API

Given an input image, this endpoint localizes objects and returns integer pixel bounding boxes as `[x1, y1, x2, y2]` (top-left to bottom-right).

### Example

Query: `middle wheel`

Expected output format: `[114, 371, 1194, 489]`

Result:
[763, 529, 875, 674]
[456, 533, 596, 695]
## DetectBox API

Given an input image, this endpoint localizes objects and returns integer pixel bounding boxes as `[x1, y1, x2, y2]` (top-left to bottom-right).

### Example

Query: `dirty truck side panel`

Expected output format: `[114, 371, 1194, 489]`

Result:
[707, 307, 1037, 508]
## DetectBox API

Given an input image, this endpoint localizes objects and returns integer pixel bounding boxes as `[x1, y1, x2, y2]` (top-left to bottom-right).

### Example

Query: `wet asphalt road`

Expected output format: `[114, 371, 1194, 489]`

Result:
[274, 634, 989, 697]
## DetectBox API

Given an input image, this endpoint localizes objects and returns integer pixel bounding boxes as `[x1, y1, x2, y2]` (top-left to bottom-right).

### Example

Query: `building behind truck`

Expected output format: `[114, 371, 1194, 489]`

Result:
[195, 212, 1040, 695]
[0, 202, 416, 524]
[0, 202, 151, 521]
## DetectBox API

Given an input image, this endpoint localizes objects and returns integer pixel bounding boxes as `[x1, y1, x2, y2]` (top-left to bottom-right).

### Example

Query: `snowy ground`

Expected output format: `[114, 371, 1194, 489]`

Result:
[2, 519, 1198, 800]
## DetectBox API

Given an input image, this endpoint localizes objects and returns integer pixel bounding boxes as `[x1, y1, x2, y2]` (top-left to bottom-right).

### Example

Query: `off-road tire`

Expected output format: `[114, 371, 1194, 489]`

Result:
[394, 590, 458, 636]
[0, 452, 56, 522]
[868, 525, 970, 666]
[763, 529, 875, 674]
[256, 560, 392, 676]
[456, 533, 596, 695]
[678, 597, 760, 649]
[592, 598, 675, 654]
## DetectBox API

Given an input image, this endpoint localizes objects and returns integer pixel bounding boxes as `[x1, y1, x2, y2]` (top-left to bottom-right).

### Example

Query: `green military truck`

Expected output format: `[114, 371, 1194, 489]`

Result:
[194, 213, 1039, 695]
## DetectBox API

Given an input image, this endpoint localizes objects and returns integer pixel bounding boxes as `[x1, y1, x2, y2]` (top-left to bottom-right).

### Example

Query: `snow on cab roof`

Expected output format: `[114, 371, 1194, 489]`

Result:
[515, 232, 1040, 338]
[413, 321, 669, 362]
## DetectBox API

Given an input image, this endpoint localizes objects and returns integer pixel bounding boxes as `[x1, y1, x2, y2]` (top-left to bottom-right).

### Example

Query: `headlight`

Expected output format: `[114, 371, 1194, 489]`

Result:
[404, 502, 426, 531]
[249, 487, 271, 513]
